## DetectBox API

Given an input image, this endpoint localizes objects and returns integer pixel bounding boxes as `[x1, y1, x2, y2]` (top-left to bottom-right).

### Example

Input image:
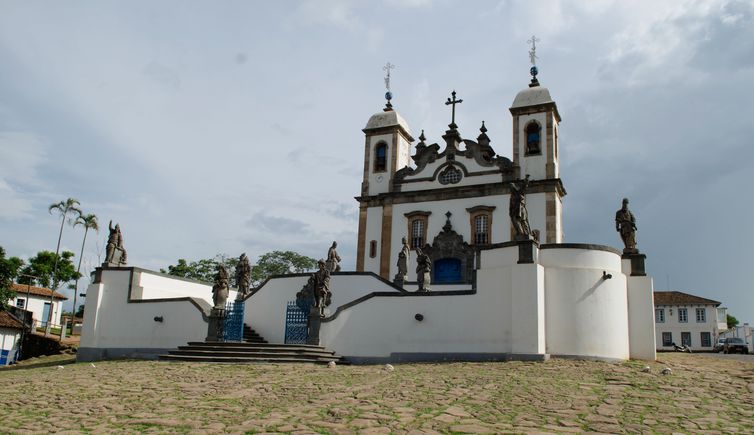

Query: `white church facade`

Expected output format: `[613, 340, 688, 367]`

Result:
[79, 67, 657, 363]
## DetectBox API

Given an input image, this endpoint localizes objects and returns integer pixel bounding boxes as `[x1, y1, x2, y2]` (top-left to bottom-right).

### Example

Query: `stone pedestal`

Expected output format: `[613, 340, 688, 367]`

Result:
[622, 252, 646, 276]
[393, 274, 406, 288]
[206, 308, 225, 342]
[517, 239, 537, 264]
[307, 307, 321, 346]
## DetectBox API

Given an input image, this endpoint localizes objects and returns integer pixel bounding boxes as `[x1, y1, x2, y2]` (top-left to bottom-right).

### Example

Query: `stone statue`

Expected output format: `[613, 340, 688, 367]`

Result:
[326, 241, 342, 273]
[394, 237, 410, 286]
[235, 253, 252, 301]
[615, 198, 638, 254]
[416, 248, 431, 292]
[212, 264, 230, 310]
[312, 259, 332, 317]
[104, 220, 127, 266]
[509, 175, 533, 240]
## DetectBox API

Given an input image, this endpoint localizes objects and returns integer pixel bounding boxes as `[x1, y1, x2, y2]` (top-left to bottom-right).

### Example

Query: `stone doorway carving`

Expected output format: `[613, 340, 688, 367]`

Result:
[422, 212, 476, 284]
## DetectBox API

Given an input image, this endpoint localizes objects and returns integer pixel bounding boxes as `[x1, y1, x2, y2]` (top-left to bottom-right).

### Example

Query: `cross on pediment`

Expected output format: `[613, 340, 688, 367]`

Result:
[445, 90, 463, 129]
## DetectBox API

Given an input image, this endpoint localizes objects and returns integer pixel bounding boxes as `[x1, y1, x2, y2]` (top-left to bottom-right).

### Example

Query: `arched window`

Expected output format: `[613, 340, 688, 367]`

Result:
[369, 240, 377, 258]
[374, 142, 387, 172]
[525, 121, 541, 155]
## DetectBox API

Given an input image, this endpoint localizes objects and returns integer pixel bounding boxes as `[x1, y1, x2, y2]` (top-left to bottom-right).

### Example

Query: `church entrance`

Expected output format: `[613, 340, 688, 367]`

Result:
[434, 258, 462, 283]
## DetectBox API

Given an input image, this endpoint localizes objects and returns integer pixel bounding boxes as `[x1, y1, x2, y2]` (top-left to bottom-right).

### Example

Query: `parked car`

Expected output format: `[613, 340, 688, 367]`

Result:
[713, 338, 727, 352]
[723, 337, 749, 354]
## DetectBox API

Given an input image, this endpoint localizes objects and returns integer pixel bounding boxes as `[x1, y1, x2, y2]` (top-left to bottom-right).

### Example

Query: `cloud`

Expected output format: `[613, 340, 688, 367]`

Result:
[0, 131, 48, 219]
[246, 212, 311, 235]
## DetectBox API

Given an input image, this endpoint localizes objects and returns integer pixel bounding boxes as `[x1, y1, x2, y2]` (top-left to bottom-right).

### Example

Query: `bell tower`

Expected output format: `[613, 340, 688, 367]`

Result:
[356, 63, 414, 275]
[509, 36, 565, 243]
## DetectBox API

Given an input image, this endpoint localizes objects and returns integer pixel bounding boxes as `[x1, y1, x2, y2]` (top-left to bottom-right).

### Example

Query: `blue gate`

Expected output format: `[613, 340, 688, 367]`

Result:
[223, 301, 245, 342]
[284, 300, 310, 344]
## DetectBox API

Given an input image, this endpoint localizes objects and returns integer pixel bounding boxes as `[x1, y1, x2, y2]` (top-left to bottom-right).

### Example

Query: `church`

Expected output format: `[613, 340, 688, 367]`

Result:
[78, 58, 657, 364]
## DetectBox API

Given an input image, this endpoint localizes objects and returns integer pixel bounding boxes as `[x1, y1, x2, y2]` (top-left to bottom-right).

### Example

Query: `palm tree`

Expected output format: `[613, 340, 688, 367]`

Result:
[71, 213, 98, 333]
[46, 198, 82, 336]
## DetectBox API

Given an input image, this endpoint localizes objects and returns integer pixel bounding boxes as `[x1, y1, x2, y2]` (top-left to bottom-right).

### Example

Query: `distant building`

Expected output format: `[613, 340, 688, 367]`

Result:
[0, 311, 24, 365]
[8, 283, 67, 328]
[654, 291, 727, 351]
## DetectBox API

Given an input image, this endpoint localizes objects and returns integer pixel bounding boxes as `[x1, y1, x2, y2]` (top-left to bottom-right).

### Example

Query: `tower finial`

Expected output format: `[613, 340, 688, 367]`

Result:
[527, 35, 540, 87]
[383, 62, 395, 111]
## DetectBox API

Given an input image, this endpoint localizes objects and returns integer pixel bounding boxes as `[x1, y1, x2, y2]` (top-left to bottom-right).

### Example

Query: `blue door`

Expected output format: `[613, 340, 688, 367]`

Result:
[434, 258, 462, 283]
[41, 303, 51, 327]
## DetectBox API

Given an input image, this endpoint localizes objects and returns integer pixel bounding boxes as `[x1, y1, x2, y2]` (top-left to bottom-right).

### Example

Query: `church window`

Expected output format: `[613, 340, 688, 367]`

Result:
[525, 121, 541, 155]
[369, 240, 377, 258]
[404, 211, 431, 250]
[439, 165, 462, 184]
[411, 219, 425, 249]
[374, 142, 387, 172]
[466, 206, 495, 245]
[474, 215, 489, 245]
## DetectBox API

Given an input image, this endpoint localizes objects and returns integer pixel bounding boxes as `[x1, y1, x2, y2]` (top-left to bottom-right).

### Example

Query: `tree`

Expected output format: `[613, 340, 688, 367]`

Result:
[47, 198, 81, 334]
[71, 213, 99, 325]
[0, 246, 24, 309]
[727, 314, 739, 330]
[18, 251, 80, 290]
[161, 251, 316, 287]
[251, 251, 317, 286]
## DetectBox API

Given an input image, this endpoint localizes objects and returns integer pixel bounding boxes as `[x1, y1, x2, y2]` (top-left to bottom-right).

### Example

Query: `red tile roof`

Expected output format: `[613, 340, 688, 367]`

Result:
[0, 311, 24, 329]
[654, 291, 720, 306]
[10, 283, 67, 300]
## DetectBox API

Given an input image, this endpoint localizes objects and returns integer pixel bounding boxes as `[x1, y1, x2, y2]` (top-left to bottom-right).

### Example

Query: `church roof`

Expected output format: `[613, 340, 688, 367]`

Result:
[11, 283, 68, 300]
[364, 110, 413, 138]
[653, 291, 721, 306]
[510, 85, 554, 109]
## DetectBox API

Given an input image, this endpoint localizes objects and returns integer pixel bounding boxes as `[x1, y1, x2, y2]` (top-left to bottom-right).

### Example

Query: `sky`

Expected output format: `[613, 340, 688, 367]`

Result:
[1, 0, 753, 322]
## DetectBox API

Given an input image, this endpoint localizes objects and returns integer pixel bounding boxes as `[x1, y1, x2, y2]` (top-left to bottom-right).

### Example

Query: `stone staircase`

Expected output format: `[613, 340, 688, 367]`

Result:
[159, 325, 344, 364]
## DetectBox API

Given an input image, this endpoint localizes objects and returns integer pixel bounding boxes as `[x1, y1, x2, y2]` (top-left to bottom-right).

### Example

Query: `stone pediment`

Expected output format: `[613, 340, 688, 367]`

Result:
[393, 124, 514, 190]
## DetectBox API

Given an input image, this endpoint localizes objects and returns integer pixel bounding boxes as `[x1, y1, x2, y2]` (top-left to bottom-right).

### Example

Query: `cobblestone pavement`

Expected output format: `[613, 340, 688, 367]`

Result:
[1, 353, 752, 434]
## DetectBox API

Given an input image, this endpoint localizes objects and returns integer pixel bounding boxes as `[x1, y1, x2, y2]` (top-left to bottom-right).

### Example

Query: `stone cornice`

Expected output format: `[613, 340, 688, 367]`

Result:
[356, 178, 567, 207]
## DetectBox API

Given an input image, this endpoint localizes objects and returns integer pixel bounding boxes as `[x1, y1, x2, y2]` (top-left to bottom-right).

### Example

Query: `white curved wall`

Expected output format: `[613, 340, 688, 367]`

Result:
[540, 248, 629, 360]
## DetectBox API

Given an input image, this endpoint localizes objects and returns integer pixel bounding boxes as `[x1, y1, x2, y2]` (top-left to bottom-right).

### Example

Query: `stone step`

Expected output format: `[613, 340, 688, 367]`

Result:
[177, 344, 335, 354]
[159, 354, 341, 364]
[169, 349, 342, 359]
[186, 341, 325, 350]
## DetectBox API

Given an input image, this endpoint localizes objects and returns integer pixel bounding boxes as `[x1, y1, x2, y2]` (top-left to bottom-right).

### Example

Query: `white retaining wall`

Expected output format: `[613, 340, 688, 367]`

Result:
[78, 268, 213, 361]
[245, 273, 404, 345]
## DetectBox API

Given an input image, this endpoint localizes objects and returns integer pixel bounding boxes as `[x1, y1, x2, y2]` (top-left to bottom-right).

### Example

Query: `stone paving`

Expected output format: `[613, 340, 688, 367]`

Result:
[1, 353, 752, 433]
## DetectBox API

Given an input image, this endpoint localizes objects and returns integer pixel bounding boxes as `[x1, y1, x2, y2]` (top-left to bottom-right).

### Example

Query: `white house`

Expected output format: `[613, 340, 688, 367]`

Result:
[9, 283, 67, 328]
[0, 311, 24, 366]
[654, 291, 727, 351]
[79, 64, 658, 363]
